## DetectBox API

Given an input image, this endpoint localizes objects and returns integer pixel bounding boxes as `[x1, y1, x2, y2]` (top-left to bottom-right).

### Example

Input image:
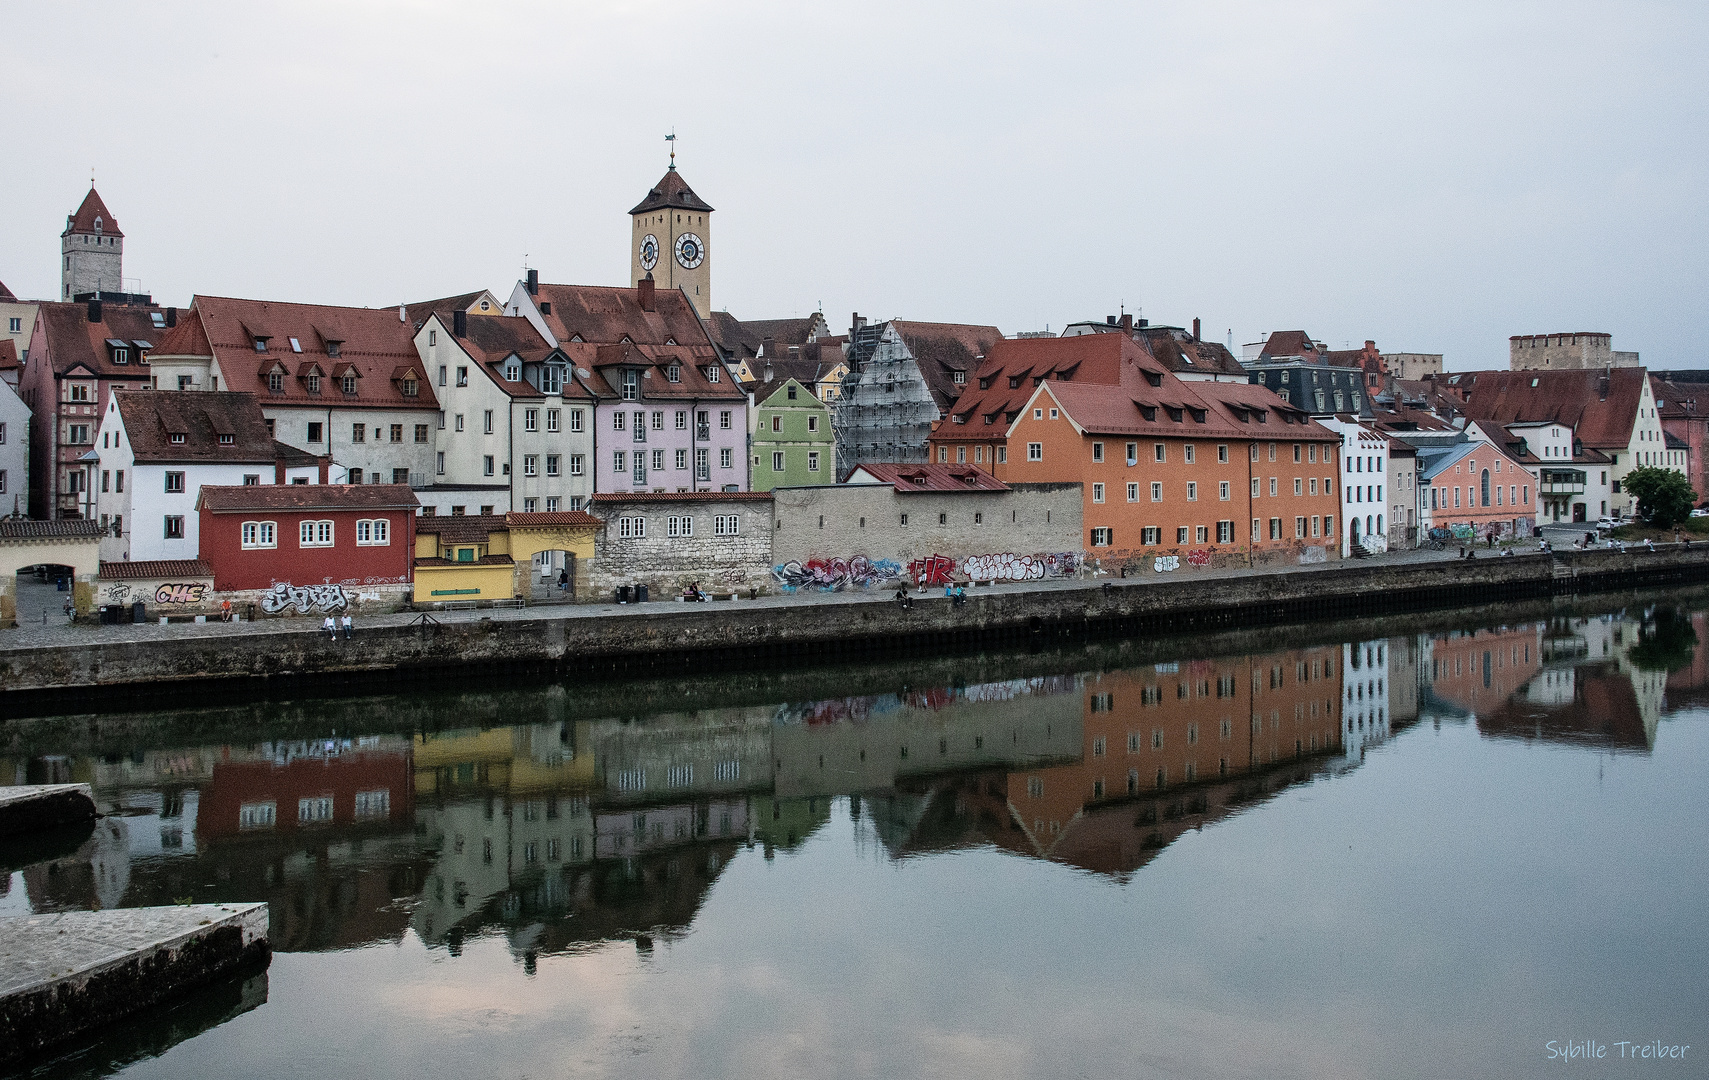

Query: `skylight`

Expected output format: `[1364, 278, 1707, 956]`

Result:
[290, 338, 302, 353]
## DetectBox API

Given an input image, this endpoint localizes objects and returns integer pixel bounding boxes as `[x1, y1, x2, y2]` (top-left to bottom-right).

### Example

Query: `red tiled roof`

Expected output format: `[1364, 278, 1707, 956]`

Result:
[1038, 376, 1332, 443]
[0, 281, 14, 300]
[114, 390, 276, 464]
[628, 169, 715, 215]
[847, 462, 1009, 492]
[504, 511, 601, 528]
[1451, 368, 1645, 449]
[1136, 327, 1248, 377]
[415, 554, 515, 567]
[402, 291, 499, 329]
[34, 302, 163, 381]
[415, 514, 506, 543]
[889, 320, 1003, 412]
[198, 484, 419, 512]
[99, 559, 212, 580]
[936, 334, 1158, 441]
[0, 340, 17, 371]
[148, 312, 213, 357]
[186, 296, 438, 412]
[63, 187, 122, 238]
[1259, 330, 1320, 359]
[0, 520, 103, 540]
[589, 492, 773, 503]
[438, 314, 562, 400]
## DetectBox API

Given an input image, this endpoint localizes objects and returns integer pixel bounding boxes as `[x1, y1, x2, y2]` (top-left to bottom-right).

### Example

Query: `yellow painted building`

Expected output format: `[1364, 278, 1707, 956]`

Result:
[412, 511, 599, 605]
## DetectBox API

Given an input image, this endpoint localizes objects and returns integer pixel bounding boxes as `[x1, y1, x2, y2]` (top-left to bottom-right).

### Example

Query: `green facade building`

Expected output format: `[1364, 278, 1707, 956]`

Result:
[749, 375, 835, 490]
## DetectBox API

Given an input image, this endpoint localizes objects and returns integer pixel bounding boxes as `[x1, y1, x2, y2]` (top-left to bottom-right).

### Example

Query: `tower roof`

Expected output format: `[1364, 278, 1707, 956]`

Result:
[63, 186, 123, 238]
[629, 169, 715, 215]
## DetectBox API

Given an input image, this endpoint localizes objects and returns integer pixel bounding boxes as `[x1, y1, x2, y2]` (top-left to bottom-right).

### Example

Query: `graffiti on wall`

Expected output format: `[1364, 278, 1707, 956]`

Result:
[103, 583, 132, 604]
[906, 554, 958, 587]
[259, 582, 349, 614]
[1298, 545, 1328, 565]
[1154, 555, 1181, 572]
[772, 556, 904, 592]
[155, 583, 209, 605]
[1184, 549, 1212, 568]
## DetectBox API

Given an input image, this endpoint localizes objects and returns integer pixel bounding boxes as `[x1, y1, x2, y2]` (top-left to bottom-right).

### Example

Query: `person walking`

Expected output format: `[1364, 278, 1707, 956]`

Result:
[323, 614, 337, 640]
[558, 568, 569, 593]
[341, 612, 353, 639]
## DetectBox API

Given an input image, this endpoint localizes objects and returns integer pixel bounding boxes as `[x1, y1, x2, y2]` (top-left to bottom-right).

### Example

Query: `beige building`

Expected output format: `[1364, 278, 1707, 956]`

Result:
[1510, 332, 1639, 371]
[1382, 351, 1443, 381]
[629, 167, 713, 318]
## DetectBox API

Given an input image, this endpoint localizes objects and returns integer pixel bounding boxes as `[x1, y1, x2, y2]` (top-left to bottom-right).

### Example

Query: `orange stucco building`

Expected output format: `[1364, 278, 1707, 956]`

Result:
[928, 334, 1342, 571]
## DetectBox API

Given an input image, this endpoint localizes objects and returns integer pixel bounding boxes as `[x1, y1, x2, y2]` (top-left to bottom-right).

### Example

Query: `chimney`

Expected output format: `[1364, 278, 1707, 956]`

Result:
[1192, 317, 1201, 341]
[638, 273, 656, 312]
[761, 335, 776, 359]
[453, 310, 467, 337]
[852, 312, 864, 333]
[319, 455, 330, 485]
[1598, 375, 1609, 401]
[1119, 314, 1133, 334]
[398, 304, 406, 323]
[526, 269, 539, 295]
[87, 298, 102, 324]
[166, 306, 177, 328]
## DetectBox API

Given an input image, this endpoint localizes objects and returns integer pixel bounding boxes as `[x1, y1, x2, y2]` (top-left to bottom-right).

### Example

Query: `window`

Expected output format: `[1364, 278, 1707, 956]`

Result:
[352, 423, 366, 443]
[720, 448, 733, 469]
[1295, 515, 1306, 538]
[651, 448, 664, 471]
[70, 424, 91, 444]
[164, 471, 185, 493]
[1091, 527, 1113, 547]
[342, 375, 357, 395]
[356, 519, 391, 545]
[307, 422, 323, 443]
[415, 424, 428, 444]
[483, 410, 493, 435]
[524, 455, 538, 477]
[164, 515, 185, 539]
[1270, 517, 1283, 539]
[1154, 443, 1166, 463]
[0, 423, 4, 444]
[1027, 442, 1042, 461]
[1294, 477, 1303, 496]
[1293, 444, 1302, 463]
[300, 520, 333, 546]
[695, 448, 710, 479]
[1142, 527, 1161, 545]
[241, 521, 277, 549]
[773, 451, 786, 472]
[618, 516, 645, 538]
[720, 410, 732, 429]
[546, 454, 560, 477]
[456, 367, 469, 387]
[1217, 520, 1234, 543]
[614, 411, 626, 431]
[401, 378, 418, 397]
[306, 373, 321, 394]
[483, 455, 495, 476]
[1219, 481, 1230, 501]
[569, 409, 584, 432]
[714, 515, 740, 536]
[1092, 481, 1105, 504]
[675, 410, 688, 430]
[1187, 482, 1198, 501]
[1217, 444, 1228, 463]
[1092, 442, 1104, 462]
[1150, 481, 1163, 502]
[569, 454, 584, 476]
[1127, 482, 1139, 502]
[435, 451, 445, 475]
[1268, 443, 1277, 461]
[668, 515, 694, 537]
[1184, 444, 1195, 464]
[808, 451, 820, 472]
[547, 497, 561, 512]
[525, 409, 538, 432]
[651, 411, 664, 430]
[115, 470, 124, 492]
[546, 409, 560, 432]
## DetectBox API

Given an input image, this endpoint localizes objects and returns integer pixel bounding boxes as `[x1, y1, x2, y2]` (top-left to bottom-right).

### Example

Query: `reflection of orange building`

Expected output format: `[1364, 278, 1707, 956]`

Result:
[197, 744, 414, 841]
[1006, 645, 1344, 852]
[1423, 626, 1542, 712]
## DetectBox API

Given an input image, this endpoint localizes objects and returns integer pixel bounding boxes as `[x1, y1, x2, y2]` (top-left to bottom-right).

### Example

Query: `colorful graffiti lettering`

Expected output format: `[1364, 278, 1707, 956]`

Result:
[1154, 555, 1180, 572]
[962, 553, 1043, 581]
[1185, 549, 1212, 568]
[154, 582, 208, 605]
[259, 582, 349, 614]
[771, 556, 904, 592]
[907, 554, 958, 587]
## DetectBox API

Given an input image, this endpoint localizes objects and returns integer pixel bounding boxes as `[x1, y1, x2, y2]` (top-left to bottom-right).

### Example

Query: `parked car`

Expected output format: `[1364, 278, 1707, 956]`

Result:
[1691, 509, 1709, 518]
[1596, 517, 1619, 531]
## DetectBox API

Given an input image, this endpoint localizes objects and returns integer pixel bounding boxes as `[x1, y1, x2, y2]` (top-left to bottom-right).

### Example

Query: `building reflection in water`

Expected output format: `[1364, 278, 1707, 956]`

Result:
[4, 607, 1699, 959]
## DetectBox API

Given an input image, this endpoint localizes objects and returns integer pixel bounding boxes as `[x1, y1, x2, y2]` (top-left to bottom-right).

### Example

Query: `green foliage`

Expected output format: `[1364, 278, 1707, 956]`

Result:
[1622, 466, 1697, 529]
[1629, 606, 1699, 672]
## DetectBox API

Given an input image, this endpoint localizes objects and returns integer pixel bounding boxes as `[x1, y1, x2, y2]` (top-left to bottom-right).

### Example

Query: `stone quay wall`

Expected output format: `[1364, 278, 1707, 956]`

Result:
[2, 547, 1707, 715]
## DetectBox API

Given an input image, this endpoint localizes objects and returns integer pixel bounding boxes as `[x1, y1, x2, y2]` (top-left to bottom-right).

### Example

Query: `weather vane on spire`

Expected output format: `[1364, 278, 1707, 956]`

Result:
[666, 129, 676, 171]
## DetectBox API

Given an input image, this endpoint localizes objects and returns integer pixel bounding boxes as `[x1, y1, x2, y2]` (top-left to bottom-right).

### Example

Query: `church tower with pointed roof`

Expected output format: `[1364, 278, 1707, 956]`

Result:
[61, 186, 124, 301]
[629, 165, 713, 318]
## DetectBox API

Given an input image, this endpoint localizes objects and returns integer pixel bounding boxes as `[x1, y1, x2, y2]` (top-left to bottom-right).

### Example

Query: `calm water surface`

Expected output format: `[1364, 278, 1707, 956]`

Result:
[3, 598, 1707, 1079]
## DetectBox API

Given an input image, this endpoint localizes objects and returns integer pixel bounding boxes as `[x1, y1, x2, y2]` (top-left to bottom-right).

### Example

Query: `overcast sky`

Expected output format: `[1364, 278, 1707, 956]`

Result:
[6, 1, 1705, 368]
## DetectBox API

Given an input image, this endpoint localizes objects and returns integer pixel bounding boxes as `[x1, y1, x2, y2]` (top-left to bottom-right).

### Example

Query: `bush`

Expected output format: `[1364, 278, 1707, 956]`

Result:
[1622, 466, 1697, 529]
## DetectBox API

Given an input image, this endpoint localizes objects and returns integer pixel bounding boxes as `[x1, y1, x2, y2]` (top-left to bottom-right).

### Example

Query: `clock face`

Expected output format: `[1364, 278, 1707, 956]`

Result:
[639, 234, 659, 271]
[675, 232, 705, 269]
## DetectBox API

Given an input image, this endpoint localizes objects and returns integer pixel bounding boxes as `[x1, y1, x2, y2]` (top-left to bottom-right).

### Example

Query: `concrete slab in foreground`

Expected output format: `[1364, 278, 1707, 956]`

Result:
[0, 902, 269, 1066]
[0, 784, 97, 838]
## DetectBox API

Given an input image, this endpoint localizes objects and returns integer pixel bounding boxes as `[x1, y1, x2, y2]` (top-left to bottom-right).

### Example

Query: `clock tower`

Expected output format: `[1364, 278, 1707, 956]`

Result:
[629, 164, 713, 317]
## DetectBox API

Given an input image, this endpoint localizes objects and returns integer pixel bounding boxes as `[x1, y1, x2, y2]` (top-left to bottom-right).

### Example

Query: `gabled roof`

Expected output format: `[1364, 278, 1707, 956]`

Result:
[532, 283, 742, 401]
[628, 169, 715, 215]
[1451, 368, 1645, 449]
[936, 333, 1157, 440]
[504, 511, 602, 528]
[415, 513, 507, 543]
[748, 355, 840, 402]
[846, 463, 1008, 492]
[1259, 330, 1321, 360]
[884, 320, 1005, 411]
[0, 340, 17, 371]
[99, 559, 212, 580]
[198, 484, 419, 512]
[708, 313, 826, 359]
[402, 290, 502, 329]
[426, 313, 588, 400]
[1136, 326, 1248, 377]
[113, 390, 277, 464]
[0, 281, 15, 300]
[34, 302, 162, 380]
[0, 519, 103, 540]
[183, 296, 438, 412]
[148, 311, 212, 357]
[63, 187, 122, 238]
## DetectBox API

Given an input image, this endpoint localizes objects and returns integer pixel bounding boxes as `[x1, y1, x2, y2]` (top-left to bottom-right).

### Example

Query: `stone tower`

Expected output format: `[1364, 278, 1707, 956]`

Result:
[61, 186, 124, 300]
[629, 167, 713, 317]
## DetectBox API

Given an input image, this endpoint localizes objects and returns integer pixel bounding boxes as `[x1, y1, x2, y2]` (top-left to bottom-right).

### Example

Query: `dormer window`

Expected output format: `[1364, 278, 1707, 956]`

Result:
[1139, 405, 1157, 421]
[1145, 372, 1162, 387]
[1165, 406, 1183, 422]
[666, 364, 681, 383]
[306, 374, 321, 394]
[341, 375, 357, 395]
[621, 369, 639, 400]
[401, 378, 419, 397]
[328, 342, 342, 358]
[169, 432, 186, 445]
[253, 337, 268, 353]
[94, 216, 103, 234]
[113, 347, 128, 365]
[707, 364, 720, 383]
[219, 433, 235, 445]
[1008, 376, 1021, 389]
[505, 362, 520, 382]
[1188, 407, 1206, 423]
[268, 372, 284, 393]
[953, 370, 966, 385]
[979, 377, 992, 390]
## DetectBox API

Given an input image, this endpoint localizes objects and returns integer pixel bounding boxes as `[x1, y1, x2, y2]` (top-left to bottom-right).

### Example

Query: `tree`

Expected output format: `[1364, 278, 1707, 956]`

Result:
[1622, 465, 1697, 529]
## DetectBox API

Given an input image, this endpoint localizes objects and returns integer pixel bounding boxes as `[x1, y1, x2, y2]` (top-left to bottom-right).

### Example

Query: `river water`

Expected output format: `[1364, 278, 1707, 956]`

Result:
[3, 593, 1707, 1079]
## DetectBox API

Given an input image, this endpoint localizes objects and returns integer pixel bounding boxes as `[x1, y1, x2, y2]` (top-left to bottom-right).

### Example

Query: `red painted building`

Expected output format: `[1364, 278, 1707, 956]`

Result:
[197, 484, 418, 590]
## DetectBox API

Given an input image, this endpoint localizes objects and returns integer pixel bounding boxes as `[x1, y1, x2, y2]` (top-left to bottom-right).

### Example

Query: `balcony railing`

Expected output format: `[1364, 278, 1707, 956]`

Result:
[1539, 481, 1586, 495]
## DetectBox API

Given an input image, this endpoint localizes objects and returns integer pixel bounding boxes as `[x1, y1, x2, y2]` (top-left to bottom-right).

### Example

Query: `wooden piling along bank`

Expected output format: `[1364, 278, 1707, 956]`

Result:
[0, 547, 1705, 717]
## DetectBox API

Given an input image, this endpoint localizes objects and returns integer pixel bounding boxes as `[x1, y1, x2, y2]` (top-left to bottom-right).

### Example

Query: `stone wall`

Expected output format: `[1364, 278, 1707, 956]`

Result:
[771, 482, 1083, 589]
[588, 495, 773, 598]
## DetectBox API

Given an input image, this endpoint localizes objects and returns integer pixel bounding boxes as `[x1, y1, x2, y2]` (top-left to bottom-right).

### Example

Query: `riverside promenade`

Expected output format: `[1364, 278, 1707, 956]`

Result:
[0, 541, 1702, 715]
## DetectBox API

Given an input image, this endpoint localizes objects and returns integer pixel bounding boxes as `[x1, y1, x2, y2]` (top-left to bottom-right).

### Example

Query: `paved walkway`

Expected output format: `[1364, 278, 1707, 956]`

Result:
[0, 540, 1550, 651]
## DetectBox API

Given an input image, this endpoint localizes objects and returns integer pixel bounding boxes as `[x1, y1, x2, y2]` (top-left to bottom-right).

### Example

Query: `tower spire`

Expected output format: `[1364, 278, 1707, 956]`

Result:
[666, 129, 676, 171]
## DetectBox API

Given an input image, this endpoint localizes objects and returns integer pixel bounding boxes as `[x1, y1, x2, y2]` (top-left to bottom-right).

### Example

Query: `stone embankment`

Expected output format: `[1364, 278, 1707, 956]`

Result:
[0, 546, 1704, 715]
[0, 902, 269, 1068]
[0, 784, 96, 837]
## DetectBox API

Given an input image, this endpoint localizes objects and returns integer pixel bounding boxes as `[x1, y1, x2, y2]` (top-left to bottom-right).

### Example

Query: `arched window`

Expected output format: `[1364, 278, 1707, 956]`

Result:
[1481, 469, 1491, 506]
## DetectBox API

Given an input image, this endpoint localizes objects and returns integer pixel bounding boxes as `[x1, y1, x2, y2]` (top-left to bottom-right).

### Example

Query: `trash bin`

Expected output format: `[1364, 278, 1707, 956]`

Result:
[131, 600, 146, 624]
[635, 584, 649, 603]
[98, 605, 113, 625]
[616, 585, 630, 604]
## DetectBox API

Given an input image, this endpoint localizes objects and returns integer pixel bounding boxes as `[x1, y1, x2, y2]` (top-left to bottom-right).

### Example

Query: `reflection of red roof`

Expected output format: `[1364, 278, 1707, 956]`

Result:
[847, 462, 1008, 492]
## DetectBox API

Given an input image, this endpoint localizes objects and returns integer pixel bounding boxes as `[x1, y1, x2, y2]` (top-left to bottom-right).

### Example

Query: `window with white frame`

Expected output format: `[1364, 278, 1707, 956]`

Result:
[618, 516, 645, 538]
[668, 515, 694, 537]
[525, 409, 538, 432]
[523, 455, 538, 477]
[720, 448, 732, 469]
[1092, 482, 1105, 503]
[300, 520, 334, 547]
[569, 409, 583, 432]
[356, 519, 390, 545]
[241, 521, 277, 549]
[1027, 442, 1042, 461]
[546, 409, 560, 432]
[546, 454, 559, 476]
[714, 515, 740, 536]
[1090, 527, 1113, 547]
[569, 454, 584, 476]
[1127, 482, 1139, 502]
